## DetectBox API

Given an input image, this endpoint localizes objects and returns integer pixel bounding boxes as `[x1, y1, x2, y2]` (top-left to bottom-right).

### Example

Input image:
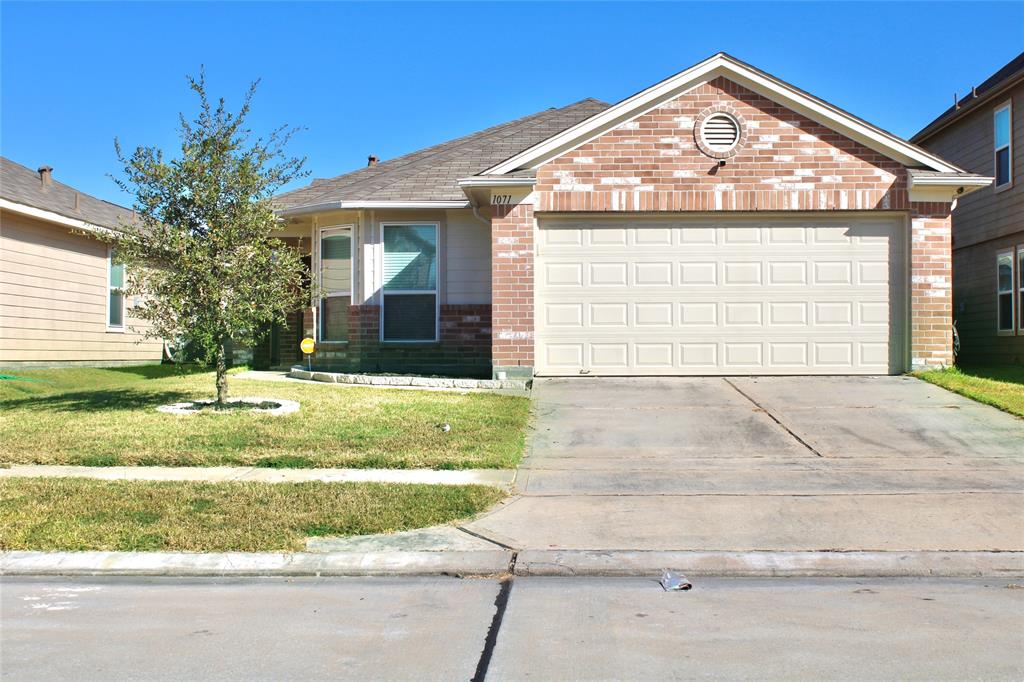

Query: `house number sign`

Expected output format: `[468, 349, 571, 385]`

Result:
[490, 193, 514, 206]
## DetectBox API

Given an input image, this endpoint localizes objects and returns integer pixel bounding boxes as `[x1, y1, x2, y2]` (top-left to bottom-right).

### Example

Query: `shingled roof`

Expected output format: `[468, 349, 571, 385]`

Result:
[1, 156, 134, 230]
[274, 98, 610, 210]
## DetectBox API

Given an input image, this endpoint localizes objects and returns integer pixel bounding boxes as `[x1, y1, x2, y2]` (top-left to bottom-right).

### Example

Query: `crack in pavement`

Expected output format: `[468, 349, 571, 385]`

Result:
[471, 576, 514, 682]
[723, 378, 826, 458]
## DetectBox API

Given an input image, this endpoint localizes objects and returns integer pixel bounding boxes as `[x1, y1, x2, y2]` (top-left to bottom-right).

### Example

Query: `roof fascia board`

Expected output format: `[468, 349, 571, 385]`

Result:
[0, 198, 114, 235]
[485, 54, 961, 175]
[457, 177, 536, 187]
[907, 172, 992, 201]
[277, 200, 470, 216]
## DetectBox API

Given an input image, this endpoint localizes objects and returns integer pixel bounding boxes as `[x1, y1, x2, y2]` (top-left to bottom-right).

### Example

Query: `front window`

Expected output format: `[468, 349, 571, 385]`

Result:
[997, 250, 1014, 333]
[994, 103, 1012, 188]
[319, 226, 353, 342]
[108, 250, 125, 330]
[382, 223, 438, 342]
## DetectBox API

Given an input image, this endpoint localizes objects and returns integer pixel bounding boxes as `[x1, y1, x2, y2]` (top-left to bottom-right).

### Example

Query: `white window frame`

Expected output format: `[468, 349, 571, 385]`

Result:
[994, 101, 1013, 191]
[1018, 245, 1024, 335]
[997, 249, 1015, 335]
[317, 224, 356, 343]
[380, 221, 441, 343]
[106, 247, 125, 332]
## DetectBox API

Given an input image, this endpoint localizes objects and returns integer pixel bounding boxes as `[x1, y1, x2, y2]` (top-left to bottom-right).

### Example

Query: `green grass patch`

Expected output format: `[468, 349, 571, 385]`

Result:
[915, 365, 1024, 417]
[0, 366, 530, 469]
[0, 477, 505, 552]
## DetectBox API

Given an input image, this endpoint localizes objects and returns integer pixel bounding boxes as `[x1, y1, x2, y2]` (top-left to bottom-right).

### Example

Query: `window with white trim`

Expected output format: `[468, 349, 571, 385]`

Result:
[1018, 246, 1024, 334]
[319, 225, 353, 342]
[382, 223, 438, 342]
[107, 250, 125, 330]
[994, 102, 1012, 189]
[997, 249, 1014, 334]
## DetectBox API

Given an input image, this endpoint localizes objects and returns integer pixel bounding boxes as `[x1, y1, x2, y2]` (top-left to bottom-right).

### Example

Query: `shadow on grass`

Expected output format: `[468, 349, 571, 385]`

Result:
[104, 364, 212, 381]
[7, 389, 195, 413]
[955, 364, 1024, 384]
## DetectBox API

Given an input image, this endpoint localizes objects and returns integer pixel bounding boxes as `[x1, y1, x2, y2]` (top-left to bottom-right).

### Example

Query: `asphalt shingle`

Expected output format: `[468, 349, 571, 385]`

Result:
[1, 157, 134, 229]
[274, 98, 609, 208]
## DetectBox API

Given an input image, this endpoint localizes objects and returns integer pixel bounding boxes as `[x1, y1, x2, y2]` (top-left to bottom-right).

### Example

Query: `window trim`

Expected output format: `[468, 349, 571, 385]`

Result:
[1017, 245, 1024, 335]
[997, 248, 1015, 336]
[106, 247, 125, 332]
[379, 221, 441, 343]
[317, 224, 356, 343]
[993, 100, 1013, 192]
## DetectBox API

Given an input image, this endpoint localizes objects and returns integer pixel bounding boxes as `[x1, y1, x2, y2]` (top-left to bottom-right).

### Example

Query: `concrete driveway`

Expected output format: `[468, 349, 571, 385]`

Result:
[464, 376, 1024, 552]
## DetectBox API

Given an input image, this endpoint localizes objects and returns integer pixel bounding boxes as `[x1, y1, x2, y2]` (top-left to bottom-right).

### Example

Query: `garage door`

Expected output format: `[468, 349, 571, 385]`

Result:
[535, 216, 906, 376]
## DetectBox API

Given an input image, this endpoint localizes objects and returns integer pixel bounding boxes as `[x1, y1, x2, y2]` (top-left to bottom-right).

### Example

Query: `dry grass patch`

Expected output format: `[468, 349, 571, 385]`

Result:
[0, 477, 505, 552]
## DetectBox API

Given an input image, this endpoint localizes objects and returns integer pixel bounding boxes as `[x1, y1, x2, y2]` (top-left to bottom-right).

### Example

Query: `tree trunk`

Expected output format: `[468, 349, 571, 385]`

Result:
[215, 342, 229, 405]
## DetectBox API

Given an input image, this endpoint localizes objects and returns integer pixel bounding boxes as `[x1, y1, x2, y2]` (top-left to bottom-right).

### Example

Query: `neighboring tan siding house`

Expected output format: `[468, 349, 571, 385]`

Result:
[275, 53, 988, 379]
[913, 53, 1024, 365]
[0, 158, 163, 367]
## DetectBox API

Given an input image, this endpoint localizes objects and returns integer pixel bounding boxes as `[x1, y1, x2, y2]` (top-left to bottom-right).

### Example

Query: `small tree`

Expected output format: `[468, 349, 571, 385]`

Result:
[104, 71, 309, 404]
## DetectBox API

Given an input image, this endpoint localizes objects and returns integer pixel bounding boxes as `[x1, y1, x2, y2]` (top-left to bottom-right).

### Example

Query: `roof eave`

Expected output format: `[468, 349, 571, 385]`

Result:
[0, 197, 117, 235]
[906, 172, 993, 201]
[275, 199, 470, 217]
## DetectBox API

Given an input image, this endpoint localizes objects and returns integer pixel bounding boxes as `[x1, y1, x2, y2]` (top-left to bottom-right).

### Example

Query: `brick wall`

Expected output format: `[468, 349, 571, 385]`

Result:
[489, 75, 954, 375]
[491, 202, 536, 376]
[300, 304, 491, 377]
[536, 77, 909, 212]
[910, 203, 954, 369]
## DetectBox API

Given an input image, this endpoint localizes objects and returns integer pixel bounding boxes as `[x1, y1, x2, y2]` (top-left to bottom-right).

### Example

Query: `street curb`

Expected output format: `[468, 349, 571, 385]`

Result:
[3, 549, 1023, 578]
[514, 550, 1024, 578]
[0, 551, 513, 578]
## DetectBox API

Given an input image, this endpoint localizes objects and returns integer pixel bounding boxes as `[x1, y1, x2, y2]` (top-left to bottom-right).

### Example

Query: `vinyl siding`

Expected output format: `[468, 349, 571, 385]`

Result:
[918, 81, 1024, 363]
[444, 209, 490, 305]
[0, 209, 163, 365]
[919, 83, 1023, 249]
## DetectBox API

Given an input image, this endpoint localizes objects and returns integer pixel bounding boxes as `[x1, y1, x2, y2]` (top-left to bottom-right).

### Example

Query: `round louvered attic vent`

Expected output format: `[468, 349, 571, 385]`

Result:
[700, 113, 740, 152]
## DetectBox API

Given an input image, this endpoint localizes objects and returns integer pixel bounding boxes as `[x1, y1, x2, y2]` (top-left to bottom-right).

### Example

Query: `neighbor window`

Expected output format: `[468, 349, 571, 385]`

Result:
[319, 226, 353, 342]
[997, 250, 1014, 334]
[382, 223, 438, 342]
[107, 250, 125, 330]
[994, 102, 1012, 189]
[1018, 246, 1024, 333]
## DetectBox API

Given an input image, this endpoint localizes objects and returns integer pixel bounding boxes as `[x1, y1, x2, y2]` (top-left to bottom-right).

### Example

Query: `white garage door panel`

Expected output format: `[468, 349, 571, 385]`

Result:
[535, 217, 906, 376]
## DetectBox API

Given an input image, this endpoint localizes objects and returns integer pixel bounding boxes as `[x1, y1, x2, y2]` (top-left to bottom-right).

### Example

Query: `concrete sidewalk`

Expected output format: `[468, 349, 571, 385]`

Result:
[0, 464, 515, 487]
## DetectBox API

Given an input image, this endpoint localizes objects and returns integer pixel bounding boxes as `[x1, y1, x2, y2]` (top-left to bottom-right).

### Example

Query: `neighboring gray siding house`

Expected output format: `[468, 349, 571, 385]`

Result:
[913, 53, 1024, 365]
[0, 157, 163, 367]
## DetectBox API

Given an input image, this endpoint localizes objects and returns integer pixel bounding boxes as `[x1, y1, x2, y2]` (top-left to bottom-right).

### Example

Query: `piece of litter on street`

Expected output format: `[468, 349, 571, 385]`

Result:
[661, 570, 692, 591]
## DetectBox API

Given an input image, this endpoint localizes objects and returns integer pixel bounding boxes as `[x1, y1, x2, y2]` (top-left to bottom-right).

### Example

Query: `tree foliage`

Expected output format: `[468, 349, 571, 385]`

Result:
[102, 70, 309, 403]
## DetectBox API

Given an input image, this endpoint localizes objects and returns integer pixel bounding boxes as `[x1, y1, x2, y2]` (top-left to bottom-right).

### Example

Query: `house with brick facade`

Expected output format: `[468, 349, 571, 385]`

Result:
[272, 52, 990, 379]
[912, 52, 1023, 365]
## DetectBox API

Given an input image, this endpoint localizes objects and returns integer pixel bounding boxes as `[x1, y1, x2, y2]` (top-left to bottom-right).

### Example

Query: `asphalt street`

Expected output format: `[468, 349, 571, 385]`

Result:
[2, 576, 1022, 681]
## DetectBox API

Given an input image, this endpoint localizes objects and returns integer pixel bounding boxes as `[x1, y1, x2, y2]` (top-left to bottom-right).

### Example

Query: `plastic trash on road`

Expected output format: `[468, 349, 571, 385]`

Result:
[661, 570, 692, 591]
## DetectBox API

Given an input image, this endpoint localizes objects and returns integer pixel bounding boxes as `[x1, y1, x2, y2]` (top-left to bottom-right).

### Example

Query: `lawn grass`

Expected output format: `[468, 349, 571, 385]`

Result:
[0, 366, 530, 469]
[915, 364, 1024, 417]
[0, 477, 504, 552]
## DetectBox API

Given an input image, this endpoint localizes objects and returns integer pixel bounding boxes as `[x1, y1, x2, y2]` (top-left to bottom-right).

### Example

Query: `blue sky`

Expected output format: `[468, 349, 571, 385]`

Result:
[2, 1, 1022, 205]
